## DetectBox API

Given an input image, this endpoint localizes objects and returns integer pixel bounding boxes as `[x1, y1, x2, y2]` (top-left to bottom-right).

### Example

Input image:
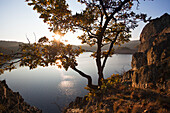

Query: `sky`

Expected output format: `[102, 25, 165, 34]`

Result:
[0, 0, 169, 45]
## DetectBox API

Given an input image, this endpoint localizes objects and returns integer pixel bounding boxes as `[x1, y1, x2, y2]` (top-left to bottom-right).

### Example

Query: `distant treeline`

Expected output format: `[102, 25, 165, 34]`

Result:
[0, 41, 23, 55]
[74, 40, 140, 54]
[0, 40, 140, 55]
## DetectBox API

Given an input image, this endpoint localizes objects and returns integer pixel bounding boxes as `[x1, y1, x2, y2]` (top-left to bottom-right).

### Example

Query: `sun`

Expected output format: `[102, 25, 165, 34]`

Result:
[52, 34, 61, 41]
[47, 31, 83, 45]
[61, 32, 82, 45]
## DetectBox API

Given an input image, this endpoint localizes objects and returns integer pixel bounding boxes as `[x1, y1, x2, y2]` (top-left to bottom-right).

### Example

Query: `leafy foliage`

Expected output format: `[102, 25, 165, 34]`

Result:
[25, 0, 149, 49]
[0, 0, 150, 89]
[85, 74, 122, 101]
[0, 37, 84, 73]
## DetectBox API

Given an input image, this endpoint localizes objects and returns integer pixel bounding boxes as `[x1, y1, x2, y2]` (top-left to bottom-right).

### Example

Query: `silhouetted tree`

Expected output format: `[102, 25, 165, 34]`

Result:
[0, 0, 149, 89]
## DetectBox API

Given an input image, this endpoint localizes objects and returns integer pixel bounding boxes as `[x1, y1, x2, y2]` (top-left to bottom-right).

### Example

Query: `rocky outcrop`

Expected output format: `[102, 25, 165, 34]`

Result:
[123, 13, 170, 90]
[0, 80, 42, 113]
[64, 80, 170, 113]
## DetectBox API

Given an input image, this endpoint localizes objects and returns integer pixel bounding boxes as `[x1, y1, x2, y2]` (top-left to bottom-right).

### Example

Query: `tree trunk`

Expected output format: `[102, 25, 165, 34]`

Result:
[96, 36, 104, 87]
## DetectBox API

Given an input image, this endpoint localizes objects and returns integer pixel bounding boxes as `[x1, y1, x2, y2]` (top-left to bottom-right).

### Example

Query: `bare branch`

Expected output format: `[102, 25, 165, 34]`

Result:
[33, 32, 36, 42]
[26, 34, 30, 44]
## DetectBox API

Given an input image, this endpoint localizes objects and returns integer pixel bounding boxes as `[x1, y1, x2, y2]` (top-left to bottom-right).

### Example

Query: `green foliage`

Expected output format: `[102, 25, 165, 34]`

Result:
[85, 74, 122, 101]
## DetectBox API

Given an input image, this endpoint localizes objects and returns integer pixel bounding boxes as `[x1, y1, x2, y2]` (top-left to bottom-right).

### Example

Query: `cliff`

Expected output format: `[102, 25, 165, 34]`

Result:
[123, 13, 170, 90]
[0, 80, 42, 113]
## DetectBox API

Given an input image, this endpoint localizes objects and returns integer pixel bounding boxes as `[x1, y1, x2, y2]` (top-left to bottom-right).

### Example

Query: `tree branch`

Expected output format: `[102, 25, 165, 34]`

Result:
[99, 0, 130, 40]
[87, 31, 98, 39]
[99, 0, 108, 19]
[72, 66, 98, 89]
[110, 0, 130, 19]
[0, 59, 21, 68]
[101, 32, 120, 71]
[62, 55, 98, 89]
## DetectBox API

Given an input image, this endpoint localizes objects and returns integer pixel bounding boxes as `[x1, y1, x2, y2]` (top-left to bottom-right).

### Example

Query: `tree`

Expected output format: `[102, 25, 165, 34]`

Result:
[0, 0, 149, 89]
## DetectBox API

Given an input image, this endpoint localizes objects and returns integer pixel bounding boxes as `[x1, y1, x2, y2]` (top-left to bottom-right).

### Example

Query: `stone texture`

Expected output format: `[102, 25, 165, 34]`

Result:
[131, 52, 147, 70]
[139, 13, 170, 45]
[0, 80, 42, 113]
[123, 13, 170, 90]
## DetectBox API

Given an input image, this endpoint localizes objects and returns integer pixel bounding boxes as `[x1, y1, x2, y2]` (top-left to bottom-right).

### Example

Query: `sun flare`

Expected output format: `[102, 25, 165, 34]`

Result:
[56, 60, 62, 65]
[52, 34, 61, 41]
[48, 31, 83, 45]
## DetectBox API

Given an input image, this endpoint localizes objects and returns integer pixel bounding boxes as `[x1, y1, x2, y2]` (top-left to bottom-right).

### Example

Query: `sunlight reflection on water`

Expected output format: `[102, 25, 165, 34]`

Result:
[59, 71, 75, 96]
[59, 81, 75, 96]
[60, 80, 74, 88]
[0, 53, 132, 113]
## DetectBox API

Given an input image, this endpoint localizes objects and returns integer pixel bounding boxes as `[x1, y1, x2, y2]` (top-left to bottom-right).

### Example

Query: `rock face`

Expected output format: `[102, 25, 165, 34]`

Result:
[123, 13, 170, 90]
[0, 80, 42, 113]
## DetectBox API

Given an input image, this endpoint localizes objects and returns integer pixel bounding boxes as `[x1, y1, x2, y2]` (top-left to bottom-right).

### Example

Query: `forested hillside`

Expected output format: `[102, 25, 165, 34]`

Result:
[0, 40, 140, 54]
[0, 41, 23, 54]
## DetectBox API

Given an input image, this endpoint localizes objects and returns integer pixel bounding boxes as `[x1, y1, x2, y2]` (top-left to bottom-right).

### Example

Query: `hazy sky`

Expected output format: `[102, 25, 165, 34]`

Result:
[0, 0, 169, 45]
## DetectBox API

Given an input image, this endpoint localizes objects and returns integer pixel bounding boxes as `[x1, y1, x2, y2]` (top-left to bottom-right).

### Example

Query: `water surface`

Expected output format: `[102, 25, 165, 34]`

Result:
[0, 52, 132, 113]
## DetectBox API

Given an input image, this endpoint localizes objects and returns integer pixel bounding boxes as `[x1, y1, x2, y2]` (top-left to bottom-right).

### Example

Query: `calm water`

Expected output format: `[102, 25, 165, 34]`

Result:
[0, 52, 132, 113]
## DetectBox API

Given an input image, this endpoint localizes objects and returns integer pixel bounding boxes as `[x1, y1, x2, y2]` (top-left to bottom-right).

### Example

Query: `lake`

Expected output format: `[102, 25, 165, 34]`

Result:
[0, 52, 132, 113]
